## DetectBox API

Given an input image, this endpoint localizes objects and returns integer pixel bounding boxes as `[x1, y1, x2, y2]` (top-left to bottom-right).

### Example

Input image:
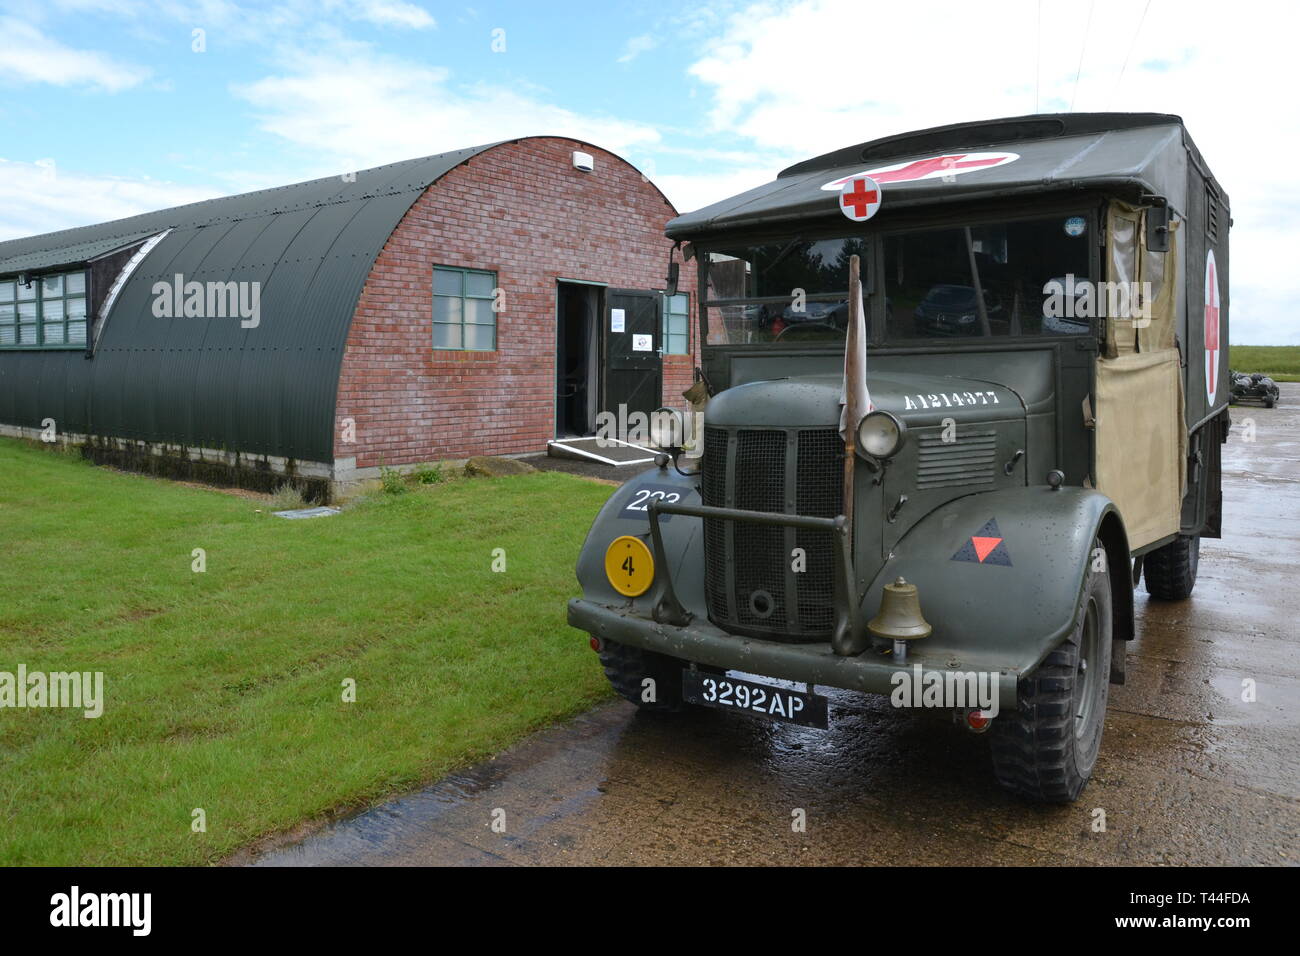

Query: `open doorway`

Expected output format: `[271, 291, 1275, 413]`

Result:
[555, 281, 602, 437]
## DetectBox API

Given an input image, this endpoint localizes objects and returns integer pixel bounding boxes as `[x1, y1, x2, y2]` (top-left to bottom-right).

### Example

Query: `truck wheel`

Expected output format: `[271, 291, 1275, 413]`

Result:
[597, 639, 689, 712]
[990, 544, 1112, 803]
[1143, 534, 1200, 600]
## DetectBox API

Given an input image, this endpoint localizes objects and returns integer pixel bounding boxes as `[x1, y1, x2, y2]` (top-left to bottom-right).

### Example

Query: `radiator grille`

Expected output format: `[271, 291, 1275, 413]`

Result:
[916, 428, 998, 489]
[702, 425, 843, 639]
[732, 430, 788, 627]
[702, 427, 729, 622]
[795, 430, 844, 632]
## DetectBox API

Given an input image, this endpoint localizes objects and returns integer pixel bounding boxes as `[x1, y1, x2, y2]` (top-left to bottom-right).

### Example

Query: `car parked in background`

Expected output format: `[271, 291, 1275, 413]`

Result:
[913, 284, 1005, 335]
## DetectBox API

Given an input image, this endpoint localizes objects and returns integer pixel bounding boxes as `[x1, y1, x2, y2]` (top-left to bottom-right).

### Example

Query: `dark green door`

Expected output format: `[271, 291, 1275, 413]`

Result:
[605, 290, 662, 422]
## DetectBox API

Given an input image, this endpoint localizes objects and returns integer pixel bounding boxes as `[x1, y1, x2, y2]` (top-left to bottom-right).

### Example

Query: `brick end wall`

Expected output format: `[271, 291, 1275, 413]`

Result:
[335, 138, 699, 468]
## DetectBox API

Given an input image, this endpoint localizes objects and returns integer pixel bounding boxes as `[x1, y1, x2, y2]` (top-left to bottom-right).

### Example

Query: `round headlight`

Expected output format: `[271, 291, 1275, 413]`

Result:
[649, 407, 685, 449]
[856, 410, 906, 459]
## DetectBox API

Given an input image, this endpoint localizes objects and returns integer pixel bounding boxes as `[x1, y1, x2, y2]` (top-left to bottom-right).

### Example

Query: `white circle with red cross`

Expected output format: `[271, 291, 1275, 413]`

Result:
[839, 175, 882, 222]
[1204, 249, 1222, 404]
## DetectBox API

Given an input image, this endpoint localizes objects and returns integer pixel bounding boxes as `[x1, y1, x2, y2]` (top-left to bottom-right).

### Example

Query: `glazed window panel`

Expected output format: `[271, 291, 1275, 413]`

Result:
[663, 292, 690, 354]
[884, 215, 1093, 341]
[433, 265, 497, 352]
[0, 269, 89, 349]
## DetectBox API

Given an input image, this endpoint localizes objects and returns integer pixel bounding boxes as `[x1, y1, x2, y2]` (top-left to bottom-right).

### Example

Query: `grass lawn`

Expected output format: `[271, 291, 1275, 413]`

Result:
[0, 439, 614, 865]
[1229, 345, 1300, 382]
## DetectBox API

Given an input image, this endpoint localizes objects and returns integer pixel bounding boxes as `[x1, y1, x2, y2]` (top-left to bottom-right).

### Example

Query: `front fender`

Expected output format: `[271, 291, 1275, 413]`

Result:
[575, 464, 706, 615]
[863, 487, 1128, 677]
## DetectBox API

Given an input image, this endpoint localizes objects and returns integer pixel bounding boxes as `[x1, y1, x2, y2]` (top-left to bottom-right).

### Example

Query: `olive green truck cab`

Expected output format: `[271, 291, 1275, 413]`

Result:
[567, 113, 1231, 803]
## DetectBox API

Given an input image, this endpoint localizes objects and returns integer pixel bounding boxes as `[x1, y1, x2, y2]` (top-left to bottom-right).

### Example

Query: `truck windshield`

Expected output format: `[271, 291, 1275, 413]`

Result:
[885, 213, 1093, 340]
[704, 236, 866, 345]
[702, 213, 1093, 346]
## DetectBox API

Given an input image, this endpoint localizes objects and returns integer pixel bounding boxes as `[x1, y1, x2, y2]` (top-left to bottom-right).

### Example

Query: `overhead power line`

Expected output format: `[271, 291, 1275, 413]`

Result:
[1111, 0, 1154, 108]
[1071, 0, 1096, 112]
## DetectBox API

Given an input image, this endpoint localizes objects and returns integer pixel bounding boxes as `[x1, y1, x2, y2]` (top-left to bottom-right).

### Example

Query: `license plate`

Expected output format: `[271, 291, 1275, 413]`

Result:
[682, 670, 828, 729]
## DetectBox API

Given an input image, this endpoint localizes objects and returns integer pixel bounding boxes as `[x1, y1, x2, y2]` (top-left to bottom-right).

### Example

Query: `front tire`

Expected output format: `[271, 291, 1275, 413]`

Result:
[1143, 533, 1199, 600]
[597, 639, 689, 712]
[990, 542, 1113, 803]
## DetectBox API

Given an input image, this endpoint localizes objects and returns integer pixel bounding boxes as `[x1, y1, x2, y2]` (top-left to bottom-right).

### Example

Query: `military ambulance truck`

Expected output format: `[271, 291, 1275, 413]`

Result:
[567, 113, 1231, 802]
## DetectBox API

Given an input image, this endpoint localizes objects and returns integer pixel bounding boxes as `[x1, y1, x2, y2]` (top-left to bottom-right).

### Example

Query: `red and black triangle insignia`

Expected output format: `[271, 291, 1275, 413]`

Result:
[951, 518, 1012, 566]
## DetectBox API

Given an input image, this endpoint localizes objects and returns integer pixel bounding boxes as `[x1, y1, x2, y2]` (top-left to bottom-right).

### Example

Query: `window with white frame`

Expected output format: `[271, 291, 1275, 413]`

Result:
[0, 270, 88, 348]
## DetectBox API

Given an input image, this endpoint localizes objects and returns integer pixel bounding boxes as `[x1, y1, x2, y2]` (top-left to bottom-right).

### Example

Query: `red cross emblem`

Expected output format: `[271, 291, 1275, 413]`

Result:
[871, 154, 1003, 183]
[1205, 250, 1221, 403]
[839, 175, 881, 222]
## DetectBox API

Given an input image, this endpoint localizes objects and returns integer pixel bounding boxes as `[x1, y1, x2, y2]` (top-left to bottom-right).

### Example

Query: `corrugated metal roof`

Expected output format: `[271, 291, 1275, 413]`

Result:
[0, 143, 498, 463]
[0, 228, 159, 274]
[667, 113, 1209, 240]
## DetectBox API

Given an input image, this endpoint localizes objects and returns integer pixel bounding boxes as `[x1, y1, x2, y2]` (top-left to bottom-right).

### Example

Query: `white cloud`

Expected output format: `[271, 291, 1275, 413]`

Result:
[0, 16, 150, 91]
[655, 166, 778, 217]
[618, 34, 658, 64]
[344, 1, 435, 30]
[232, 47, 662, 168]
[682, 0, 1299, 344]
[0, 159, 221, 240]
[134, 1, 434, 44]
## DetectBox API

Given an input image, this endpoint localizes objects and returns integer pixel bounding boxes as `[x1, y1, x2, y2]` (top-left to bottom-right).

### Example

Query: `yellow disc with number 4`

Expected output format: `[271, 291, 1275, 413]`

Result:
[604, 535, 654, 597]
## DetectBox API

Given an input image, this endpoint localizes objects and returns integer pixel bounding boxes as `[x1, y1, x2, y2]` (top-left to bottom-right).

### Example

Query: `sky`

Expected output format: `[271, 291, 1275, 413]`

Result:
[0, 0, 1292, 343]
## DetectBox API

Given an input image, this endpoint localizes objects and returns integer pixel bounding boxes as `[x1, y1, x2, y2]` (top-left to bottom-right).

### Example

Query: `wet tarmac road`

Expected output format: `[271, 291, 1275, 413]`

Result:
[249, 386, 1300, 866]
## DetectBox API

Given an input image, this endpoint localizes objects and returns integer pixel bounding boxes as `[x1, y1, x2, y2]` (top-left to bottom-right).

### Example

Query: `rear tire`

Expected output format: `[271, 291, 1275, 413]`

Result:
[1143, 533, 1200, 600]
[990, 541, 1112, 803]
[598, 639, 689, 712]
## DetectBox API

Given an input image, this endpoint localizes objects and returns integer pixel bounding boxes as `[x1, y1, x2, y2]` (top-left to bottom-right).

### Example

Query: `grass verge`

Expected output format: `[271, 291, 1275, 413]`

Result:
[0, 438, 614, 864]
[1229, 345, 1300, 382]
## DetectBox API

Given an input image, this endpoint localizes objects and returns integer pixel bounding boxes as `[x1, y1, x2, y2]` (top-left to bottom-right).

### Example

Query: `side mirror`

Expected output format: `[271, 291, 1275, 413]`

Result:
[665, 261, 680, 297]
[1146, 204, 1172, 253]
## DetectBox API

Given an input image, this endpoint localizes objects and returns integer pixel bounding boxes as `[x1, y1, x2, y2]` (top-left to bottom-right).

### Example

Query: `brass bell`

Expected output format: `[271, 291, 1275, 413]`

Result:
[868, 577, 931, 662]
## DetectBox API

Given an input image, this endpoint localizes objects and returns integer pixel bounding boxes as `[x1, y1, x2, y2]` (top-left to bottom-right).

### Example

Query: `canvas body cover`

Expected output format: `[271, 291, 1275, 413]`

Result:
[1094, 133, 1228, 549]
[667, 112, 1230, 552]
[1093, 201, 1183, 549]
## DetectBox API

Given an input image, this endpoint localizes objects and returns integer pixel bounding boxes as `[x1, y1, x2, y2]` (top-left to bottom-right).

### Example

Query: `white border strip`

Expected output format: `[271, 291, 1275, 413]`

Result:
[93, 229, 171, 348]
[547, 438, 657, 466]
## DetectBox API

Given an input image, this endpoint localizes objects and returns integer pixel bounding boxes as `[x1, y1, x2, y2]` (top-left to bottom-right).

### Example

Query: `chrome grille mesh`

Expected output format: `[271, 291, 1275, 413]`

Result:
[701, 424, 843, 639]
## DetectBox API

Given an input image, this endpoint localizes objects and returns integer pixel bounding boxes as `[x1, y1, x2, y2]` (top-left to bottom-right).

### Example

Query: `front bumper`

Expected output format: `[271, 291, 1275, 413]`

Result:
[568, 597, 1020, 707]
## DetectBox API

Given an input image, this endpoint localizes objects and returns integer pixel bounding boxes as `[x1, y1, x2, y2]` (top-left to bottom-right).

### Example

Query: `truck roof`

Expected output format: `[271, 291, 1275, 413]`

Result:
[667, 112, 1222, 241]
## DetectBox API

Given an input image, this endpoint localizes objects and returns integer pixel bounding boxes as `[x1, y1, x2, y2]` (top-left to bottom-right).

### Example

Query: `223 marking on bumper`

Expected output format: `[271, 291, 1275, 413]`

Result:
[682, 670, 830, 729]
[618, 484, 683, 522]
